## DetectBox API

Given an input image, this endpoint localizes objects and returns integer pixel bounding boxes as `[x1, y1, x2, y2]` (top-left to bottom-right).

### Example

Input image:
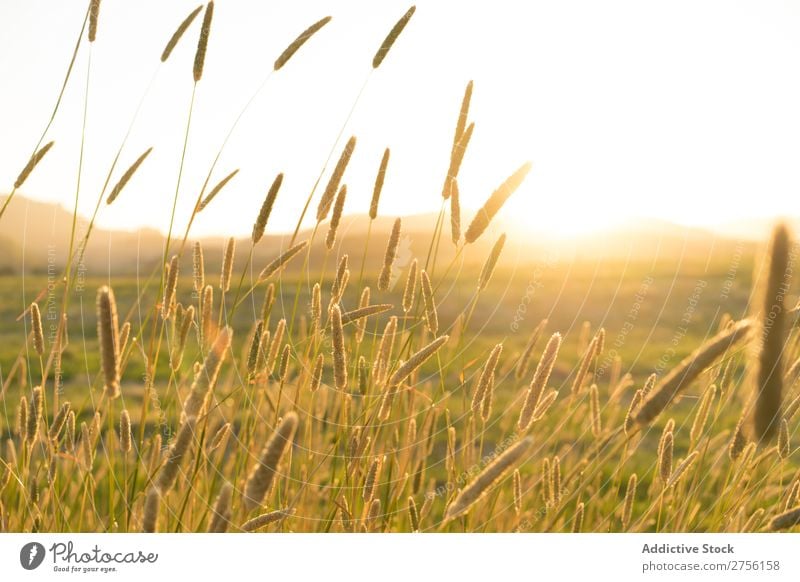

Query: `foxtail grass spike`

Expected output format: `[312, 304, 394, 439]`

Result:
[162, 5, 204, 62]
[193, 2, 214, 82]
[370, 148, 390, 219]
[274, 16, 332, 70]
[464, 162, 532, 243]
[372, 6, 416, 68]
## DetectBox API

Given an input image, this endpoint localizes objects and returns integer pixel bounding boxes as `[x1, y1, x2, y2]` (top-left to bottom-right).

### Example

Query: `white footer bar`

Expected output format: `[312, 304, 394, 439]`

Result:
[1, 533, 797, 581]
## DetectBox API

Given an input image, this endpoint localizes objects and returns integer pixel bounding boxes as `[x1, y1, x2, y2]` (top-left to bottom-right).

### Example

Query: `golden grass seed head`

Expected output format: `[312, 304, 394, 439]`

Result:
[26, 387, 43, 444]
[388, 335, 449, 387]
[589, 383, 602, 437]
[88, 0, 101, 42]
[624, 389, 643, 437]
[193, 2, 214, 82]
[665, 451, 699, 490]
[258, 240, 308, 282]
[478, 233, 506, 291]
[330, 305, 347, 390]
[541, 457, 551, 504]
[262, 282, 275, 324]
[515, 318, 547, 380]
[106, 147, 153, 205]
[454, 80, 474, 151]
[274, 15, 332, 70]
[378, 217, 402, 291]
[449, 178, 461, 243]
[241, 508, 295, 531]
[785, 480, 800, 511]
[778, 418, 791, 460]
[783, 393, 800, 423]
[443, 122, 474, 199]
[162, 255, 179, 320]
[309, 354, 325, 394]
[119, 409, 132, 454]
[182, 327, 232, 421]
[331, 254, 349, 301]
[325, 184, 347, 250]
[408, 497, 420, 532]
[550, 455, 562, 506]
[659, 430, 674, 485]
[571, 334, 598, 396]
[209, 422, 232, 451]
[374, 315, 398, 384]
[317, 136, 356, 222]
[464, 162, 532, 243]
[370, 148, 390, 219]
[622, 473, 637, 529]
[518, 332, 562, 431]
[14, 141, 54, 189]
[252, 173, 283, 244]
[220, 237, 235, 292]
[372, 5, 416, 68]
[769, 506, 800, 531]
[642, 372, 657, 396]
[355, 287, 371, 343]
[480, 375, 495, 423]
[161, 5, 204, 62]
[30, 302, 44, 356]
[246, 321, 264, 379]
[512, 469, 522, 516]
[279, 344, 291, 382]
[595, 328, 606, 355]
[753, 222, 791, 443]
[48, 402, 71, 442]
[207, 482, 233, 533]
[444, 437, 533, 522]
[266, 319, 285, 375]
[244, 412, 299, 511]
[192, 241, 205, 292]
[118, 321, 131, 358]
[97, 286, 120, 398]
[80, 421, 94, 470]
[311, 283, 322, 330]
[253, 331, 270, 381]
[367, 498, 382, 527]
[378, 385, 400, 422]
[201, 284, 214, 344]
[690, 385, 716, 443]
[65, 411, 76, 451]
[171, 305, 194, 370]
[532, 390, 559, 422]
[142, 487, 160, 532]
[16, 396, 27, 439]
[635, 319, 752, 426]
[572, 502, 585, 533]
[155, 418, 196, 494]
[363, 456, 383, 502]
[198, 169, 239, 212]
[471, 344, 502, 418]
[420, 269, 438, 334]
[402, 259, 418, 313]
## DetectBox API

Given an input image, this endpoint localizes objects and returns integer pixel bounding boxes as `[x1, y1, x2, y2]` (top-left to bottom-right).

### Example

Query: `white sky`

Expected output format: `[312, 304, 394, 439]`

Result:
[1, 0, 800, 237]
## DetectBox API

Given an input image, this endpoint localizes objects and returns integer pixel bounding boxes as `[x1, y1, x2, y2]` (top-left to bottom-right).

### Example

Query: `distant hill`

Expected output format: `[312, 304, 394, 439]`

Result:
[0, 194, 764, 277]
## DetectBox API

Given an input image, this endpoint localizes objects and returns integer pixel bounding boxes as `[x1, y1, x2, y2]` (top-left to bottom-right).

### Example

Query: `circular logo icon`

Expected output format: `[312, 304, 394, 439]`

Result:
[19, 542, 46, 570]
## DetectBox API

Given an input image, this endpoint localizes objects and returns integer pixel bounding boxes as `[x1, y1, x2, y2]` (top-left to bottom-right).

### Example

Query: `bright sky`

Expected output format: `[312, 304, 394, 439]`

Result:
[1, 1, 800, 238]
